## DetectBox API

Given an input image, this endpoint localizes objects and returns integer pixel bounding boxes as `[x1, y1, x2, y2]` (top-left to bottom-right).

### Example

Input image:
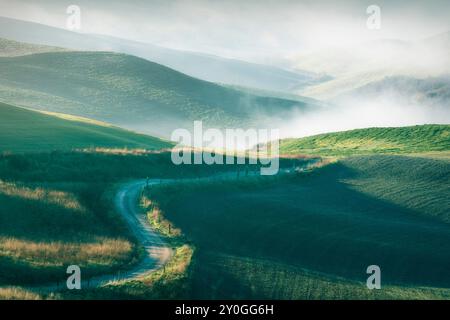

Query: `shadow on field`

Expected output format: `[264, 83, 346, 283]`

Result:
[159, 157, 450, 297]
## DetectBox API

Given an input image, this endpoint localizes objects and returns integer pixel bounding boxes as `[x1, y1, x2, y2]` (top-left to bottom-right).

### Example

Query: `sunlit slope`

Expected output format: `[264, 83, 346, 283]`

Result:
[280, 125, 450, 156]
[0, 51, 309, 137]
[0, 102, 172, 153]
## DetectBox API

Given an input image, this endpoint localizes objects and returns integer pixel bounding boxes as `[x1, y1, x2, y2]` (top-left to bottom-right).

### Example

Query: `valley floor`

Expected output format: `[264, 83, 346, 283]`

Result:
[1, 151, 449, 299]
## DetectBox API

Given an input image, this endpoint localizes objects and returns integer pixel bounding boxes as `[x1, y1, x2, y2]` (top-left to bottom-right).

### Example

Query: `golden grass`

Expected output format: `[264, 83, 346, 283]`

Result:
[0, 180, 85, 213]
[38, 110, 114, 128]
[141, 245, 193, 285]
[86, 245, 193, 300]
[0, 287, 42, 300]
[0, 237, 133, 267]
[142, 196, 182, 237]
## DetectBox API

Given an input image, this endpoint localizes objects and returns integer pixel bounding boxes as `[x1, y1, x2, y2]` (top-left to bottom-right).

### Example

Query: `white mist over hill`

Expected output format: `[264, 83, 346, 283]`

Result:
[276, 93, 450, 139]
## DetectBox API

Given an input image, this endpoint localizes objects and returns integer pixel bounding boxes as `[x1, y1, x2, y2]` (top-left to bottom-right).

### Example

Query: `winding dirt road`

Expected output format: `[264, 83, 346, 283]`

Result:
[21, 172, 259, 293]
[24, 179, 173, 293]
[112, 179, 173, 280]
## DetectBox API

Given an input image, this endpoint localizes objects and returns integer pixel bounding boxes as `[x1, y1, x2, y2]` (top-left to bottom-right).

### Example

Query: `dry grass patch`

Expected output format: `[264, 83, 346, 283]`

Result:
[0, 180, 85, 213]
[0, 237, 133, 267]
[142, 196, 182, 238]
[0, 287, 42, 300]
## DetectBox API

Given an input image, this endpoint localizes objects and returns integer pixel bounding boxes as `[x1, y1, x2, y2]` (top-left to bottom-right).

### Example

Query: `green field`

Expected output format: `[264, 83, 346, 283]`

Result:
[1, 120, 449, 299]
[145, 154, 450, 299]
[0, 102, 172, 153]
[280, 125, 450, 156]
[1, 87, 449, 300]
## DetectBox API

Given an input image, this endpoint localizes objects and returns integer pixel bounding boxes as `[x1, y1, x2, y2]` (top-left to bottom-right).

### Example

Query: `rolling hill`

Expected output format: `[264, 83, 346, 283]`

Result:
[0, 51, 311, 137]
[0, 17, 327, 93]
[0, 102, 172, 153]
[280, 125, 450, 156]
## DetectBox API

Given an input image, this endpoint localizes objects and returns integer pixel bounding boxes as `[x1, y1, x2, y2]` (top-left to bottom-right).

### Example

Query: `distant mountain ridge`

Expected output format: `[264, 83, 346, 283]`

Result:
[0, 16, 328, 93]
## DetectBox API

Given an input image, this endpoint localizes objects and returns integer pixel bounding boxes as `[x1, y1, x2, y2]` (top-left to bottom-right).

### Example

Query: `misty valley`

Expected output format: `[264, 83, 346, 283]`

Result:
[0, 1, 449, 309]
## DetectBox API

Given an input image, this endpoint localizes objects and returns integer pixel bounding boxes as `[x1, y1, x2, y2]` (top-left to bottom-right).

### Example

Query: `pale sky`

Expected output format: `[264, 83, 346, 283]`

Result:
[0, 0, 449, 62]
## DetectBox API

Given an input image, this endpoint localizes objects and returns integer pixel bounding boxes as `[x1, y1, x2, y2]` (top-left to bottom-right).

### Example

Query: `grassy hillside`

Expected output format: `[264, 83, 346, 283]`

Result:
[0, 102, 172, 153]
[145, 155, 450, 299]
[280, 125, 450, 156]
[0, 51, 311, 137]
[0, 37, 67, 57]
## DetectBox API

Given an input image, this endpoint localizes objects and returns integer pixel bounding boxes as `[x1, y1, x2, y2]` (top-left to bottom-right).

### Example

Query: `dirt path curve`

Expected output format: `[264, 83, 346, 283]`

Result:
[22, 179, 173, 293]
[111, 179, 173, 280]
[17, 172, 256, 293]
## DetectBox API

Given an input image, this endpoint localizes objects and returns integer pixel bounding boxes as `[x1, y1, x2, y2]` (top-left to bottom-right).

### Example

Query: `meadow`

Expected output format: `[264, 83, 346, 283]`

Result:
[144, 154, 450, 299]
[0, 138, 271, 296]
[1, 101, 448, 300]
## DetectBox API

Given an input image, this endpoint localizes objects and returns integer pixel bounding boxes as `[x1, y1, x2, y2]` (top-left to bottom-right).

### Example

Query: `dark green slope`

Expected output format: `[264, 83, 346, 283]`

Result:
[0, 102, 172, 153]
[152, 155, 450, 298]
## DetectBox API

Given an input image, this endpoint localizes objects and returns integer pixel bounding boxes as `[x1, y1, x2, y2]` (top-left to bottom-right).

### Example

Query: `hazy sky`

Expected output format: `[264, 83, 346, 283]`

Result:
[1, 0, 449, 62]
